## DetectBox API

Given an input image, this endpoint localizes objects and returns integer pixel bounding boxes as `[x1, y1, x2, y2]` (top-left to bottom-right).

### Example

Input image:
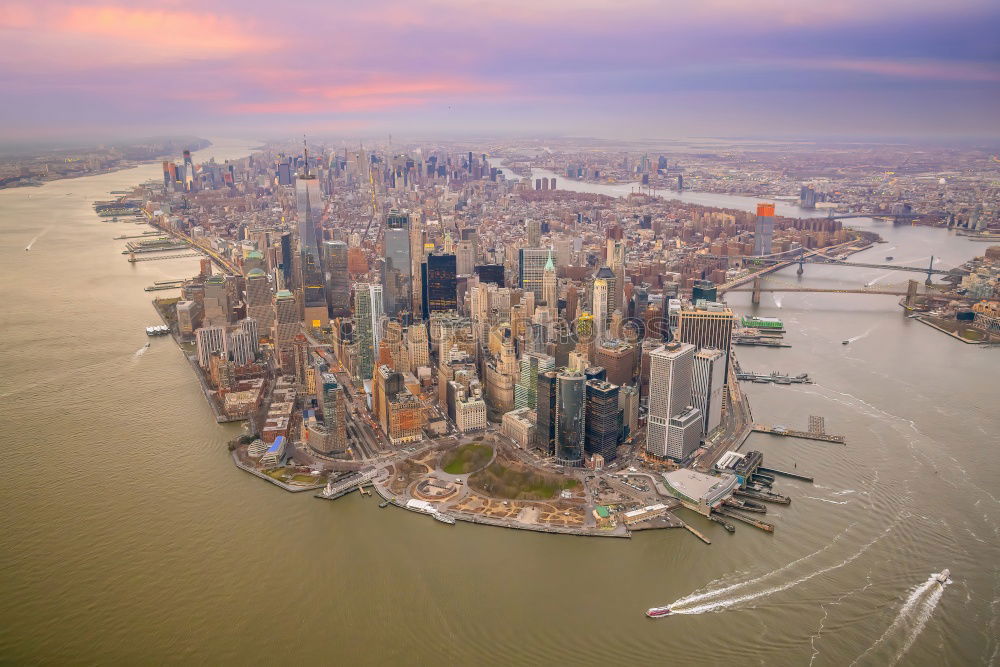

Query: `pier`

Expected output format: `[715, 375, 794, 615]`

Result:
[128, 252, 201, 262]
[714, 508, 774, 533]
[681, 521, 712, 544]
[734, 488, 791, 505]
[758, 466, 814, 483]
[752, 424, 845, 444]
[737, 371, 811, 384]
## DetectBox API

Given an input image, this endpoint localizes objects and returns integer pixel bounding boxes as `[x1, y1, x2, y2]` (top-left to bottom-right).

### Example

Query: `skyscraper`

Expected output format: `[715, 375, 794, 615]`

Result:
[353, 283, 383, 382]
[245, 269, 274, 337]
[592, 277, 608, 341]
[382, 209, 412, 320]
[753, 203, 775, 256]
[514, 352, 554, 410]
[692, 348, 725, 435]
[676, 303, 735, 378]
[527, 219, 541, 247]
[273, 290, 299, 368]
[519, 248, 551, 300]
[542, 249, 558, 321]
[555, 370, 586, 467]
[325, 240, 350, 317]
[535, 370, 558, 454]
[423, 253, 457, 317]
[296, 162, 326, 325]
[318, 373, 348, 455]
[203, 275, 230, 327]
[646, 342, 695, 459]
[195, 326, 227, 368]
[585, 379, 620, 462]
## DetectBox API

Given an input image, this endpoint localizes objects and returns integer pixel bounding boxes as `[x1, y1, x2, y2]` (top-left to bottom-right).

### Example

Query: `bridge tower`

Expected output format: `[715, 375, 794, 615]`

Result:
[905, 279, 919, 309]
[796, 247, 805, 276]
[925, 255, 935, 286]
[751, 277, 762, 305]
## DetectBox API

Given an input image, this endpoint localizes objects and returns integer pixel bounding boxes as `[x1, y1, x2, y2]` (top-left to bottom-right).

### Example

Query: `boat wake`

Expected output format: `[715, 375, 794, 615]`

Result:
[24, 227, 50, 251]
[772, 294, 783, 308]
[667, 522, 900, 616]
[133, 343, 150, 358]
[850, 573, 950, 666]
[802, 495, 850, 505]
[865, 272, 894, 287]
[846, 326, 876, 344]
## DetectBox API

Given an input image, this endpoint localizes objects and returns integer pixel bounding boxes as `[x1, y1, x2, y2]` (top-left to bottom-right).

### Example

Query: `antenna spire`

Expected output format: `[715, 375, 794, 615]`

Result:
[303, 134, 310, 176]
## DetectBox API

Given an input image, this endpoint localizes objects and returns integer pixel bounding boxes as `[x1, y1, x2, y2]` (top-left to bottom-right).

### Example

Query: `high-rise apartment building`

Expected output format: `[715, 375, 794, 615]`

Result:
[317, 372, 348, 455]
[245, 269, 274, 336]
[195, 326, 227, 368]
[753, 203, 775, 256]
[353, 283, 382, 382]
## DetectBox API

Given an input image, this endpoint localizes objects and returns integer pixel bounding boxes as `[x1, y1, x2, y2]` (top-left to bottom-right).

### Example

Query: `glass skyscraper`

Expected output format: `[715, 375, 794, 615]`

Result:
[382, 210, 412, 320]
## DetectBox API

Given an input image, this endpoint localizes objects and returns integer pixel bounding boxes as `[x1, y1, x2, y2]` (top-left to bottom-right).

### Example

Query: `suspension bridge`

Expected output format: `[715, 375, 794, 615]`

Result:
[724, 275, 929, 305]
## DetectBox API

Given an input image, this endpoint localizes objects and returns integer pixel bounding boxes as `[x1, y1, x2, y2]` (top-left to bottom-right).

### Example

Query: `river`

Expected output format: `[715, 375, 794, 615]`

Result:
[1, 142, 997, 665]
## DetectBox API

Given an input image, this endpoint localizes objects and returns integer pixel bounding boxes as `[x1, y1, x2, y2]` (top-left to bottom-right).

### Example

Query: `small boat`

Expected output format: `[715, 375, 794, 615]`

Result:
[646, 606, 671, 618]
[885, 256, 894, 261]
[378, 501, 389, 508]
[433, 512, 456, 525]
[934, 569, 950, 584]
[842, 340, 850, 345]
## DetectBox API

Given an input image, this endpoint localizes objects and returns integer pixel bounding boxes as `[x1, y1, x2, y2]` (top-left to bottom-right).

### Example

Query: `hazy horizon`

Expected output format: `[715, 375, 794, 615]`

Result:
[1, 0, 998, 142]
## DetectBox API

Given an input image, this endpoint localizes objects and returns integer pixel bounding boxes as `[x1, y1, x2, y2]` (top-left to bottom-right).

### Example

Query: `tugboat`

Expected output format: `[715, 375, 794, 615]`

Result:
[646, 606, 671, 618]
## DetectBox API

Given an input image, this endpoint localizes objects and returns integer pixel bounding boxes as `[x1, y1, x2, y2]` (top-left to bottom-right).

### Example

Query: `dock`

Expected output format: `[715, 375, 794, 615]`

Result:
[734, 488, 791, 505]
[737, 371, 811, 385]
[758, 466, 814, 483]
[128, 252, 202, 262]
[714, 509, 775, 533]
[752, 424, 845, 444]
[733, 337, 792, 348]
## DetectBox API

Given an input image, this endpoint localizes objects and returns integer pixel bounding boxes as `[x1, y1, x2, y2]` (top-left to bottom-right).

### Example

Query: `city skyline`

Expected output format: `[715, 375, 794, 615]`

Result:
[1, 0, 998, 142]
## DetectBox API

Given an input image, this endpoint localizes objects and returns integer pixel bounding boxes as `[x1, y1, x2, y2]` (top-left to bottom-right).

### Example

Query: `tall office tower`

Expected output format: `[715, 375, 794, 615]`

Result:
[526, 219, 541, 247]
[296, 158, 326, 324]
[555, 370, 586, 467]
[277, 160, 292, 186]
[406, 324, 430, 371]
[515, 352, 555, 410]
[195, 326, 227, 369]
[203, 275, 230, 327]
[238, 318, 259, 349]
[585, 379, 621, 462]
[475, 264, 504, 287]
[753, 203, 775, 256]
[325, 240, 351, 316]
[692, 348, 725, 435]
[451, 239, 472, 276]
[424, 253, 457, 317]
[646, 342, 695, 459]
[278, 232, 294, 290]
[245, 269, 274, 337]
[273, 290, 299, 362]
[176, 300, 202, 337]
[575, 311, 595, 360]
[542, 250, 558, 320]
[606, 237, 625, 312]
[374, 365, 405, 435]
[594, 339, 635, 387]
[382, 209, 412, 320]
[592, 278, 608, 341]
[229, 329, 256, 367]
[667, 406, 703, 460]
[317, 373, 348, 455]
[676, 303, 735, 378]
[353, 283, 382, 382]
[161, 161, 171, 188]
[620, 384, 639, 439]
[535, 370, 558, 454]
[518, 248, 551, 300]
[409, 213, 424, 319]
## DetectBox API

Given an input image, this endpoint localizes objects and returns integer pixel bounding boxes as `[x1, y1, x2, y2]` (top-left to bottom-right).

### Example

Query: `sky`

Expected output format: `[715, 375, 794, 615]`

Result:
[0, 0, 998, 142]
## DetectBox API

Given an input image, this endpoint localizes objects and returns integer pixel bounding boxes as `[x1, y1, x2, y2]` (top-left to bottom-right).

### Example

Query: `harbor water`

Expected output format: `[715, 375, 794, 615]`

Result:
[1, 142, 997, 665]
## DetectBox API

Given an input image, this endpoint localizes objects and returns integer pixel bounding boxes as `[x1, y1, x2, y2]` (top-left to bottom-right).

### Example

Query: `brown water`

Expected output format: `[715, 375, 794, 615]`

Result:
[2, 141, 998, 665]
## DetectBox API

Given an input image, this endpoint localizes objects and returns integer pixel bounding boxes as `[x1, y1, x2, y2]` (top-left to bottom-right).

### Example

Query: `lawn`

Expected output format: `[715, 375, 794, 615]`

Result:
[442, 443, 493, 475]
[468, 459, 579, 500]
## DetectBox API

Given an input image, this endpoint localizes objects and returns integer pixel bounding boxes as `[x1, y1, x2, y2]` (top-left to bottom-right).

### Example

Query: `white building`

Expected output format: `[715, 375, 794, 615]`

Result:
[646, 342, 695, 458]
[501, 407, 535, 448]
[195, 326, 227, 369]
